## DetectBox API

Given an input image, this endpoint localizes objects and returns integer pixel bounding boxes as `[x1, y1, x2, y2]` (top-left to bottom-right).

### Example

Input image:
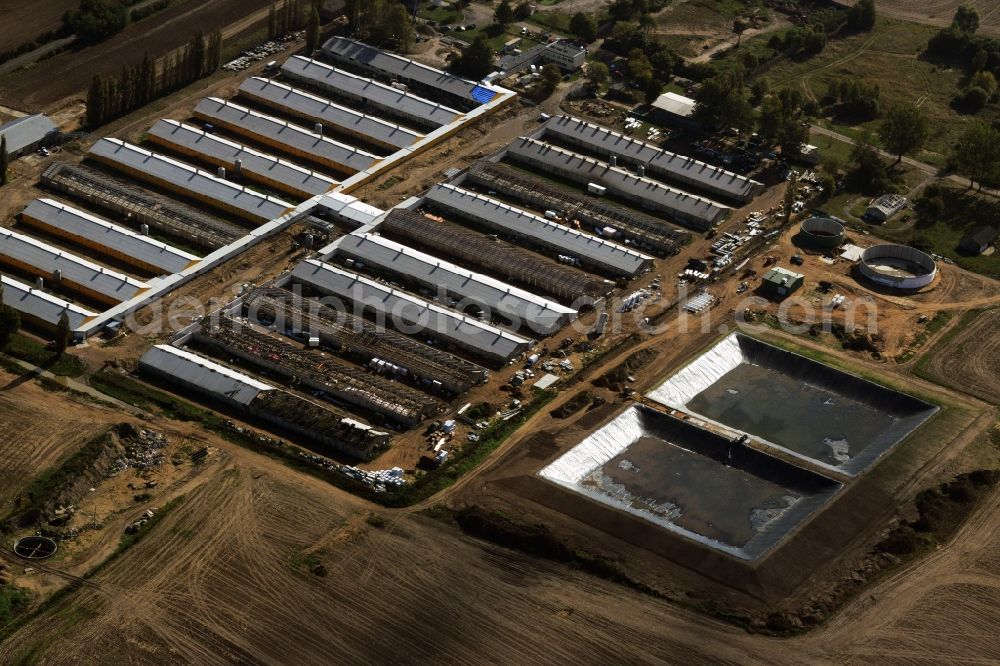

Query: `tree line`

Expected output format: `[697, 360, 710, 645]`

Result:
[86, 29, 222, 128]
[343, 0, 414, 53]
[268, 0, 320, 41]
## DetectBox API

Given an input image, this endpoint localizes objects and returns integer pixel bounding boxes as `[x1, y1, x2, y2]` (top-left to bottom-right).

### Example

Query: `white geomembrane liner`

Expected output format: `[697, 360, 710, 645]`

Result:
[539, 406, 643, 485]
[646, 332, 743, 409]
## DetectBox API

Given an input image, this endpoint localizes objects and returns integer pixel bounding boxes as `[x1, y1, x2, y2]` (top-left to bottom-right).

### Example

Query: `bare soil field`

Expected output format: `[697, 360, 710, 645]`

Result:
[835, 0, 1000, 36]
[916, 308, 1000, 404]
[0, 0, 75, 48]
[0, 0, 274, 112]
[0, 412, 998, 664]
[0, 370, 119, 512]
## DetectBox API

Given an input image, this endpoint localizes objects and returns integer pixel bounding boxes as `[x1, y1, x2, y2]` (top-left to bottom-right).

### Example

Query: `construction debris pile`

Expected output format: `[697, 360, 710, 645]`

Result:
[109, 426, 169, 473]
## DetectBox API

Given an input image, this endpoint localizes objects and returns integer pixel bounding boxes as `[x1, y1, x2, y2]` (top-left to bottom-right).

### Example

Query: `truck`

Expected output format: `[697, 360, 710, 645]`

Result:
[587, 182, 607, 196]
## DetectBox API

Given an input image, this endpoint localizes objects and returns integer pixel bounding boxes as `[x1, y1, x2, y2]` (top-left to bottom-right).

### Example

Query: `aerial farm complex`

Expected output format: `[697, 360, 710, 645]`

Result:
[0, 6, 999, 660]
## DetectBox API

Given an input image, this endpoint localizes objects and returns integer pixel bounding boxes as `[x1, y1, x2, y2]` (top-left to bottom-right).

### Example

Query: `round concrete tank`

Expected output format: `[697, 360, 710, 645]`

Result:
[858, 244, 936, 290]
[796, 216, 844, 249]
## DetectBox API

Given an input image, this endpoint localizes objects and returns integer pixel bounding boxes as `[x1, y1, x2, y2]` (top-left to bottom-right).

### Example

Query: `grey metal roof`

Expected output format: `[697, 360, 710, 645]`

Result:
[1, 274, 96, 329]
[239, 77, 422, 150]
[281, 56, 461, 129]
[544, 116, 762, 202]
[193, 98, 379, 175]
[423, 183, 653, 278]
[336, 233, 575, 336]
[507, 137, 730, 229]
[650, 92, 696, 118]
[88, 138, 293, 223]
[291, 259, 531, 363]
[0, 114, 57, 155]
[0, 226, 147, 303]
[147, 119, 338, 199]
[139, 344, 272, 406]
[322, 36, 481, 102]
[22, 198, 198, 274]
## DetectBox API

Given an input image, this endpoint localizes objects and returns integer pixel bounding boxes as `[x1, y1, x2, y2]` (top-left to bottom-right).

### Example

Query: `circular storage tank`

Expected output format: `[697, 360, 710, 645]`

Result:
[796, 216, 845, 249]
[858, 244, 936, 290]
[13, 536, 57, 560]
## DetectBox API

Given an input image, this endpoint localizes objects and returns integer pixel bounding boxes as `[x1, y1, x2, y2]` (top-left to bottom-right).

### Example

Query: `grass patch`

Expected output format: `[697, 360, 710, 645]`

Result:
[2, 333, 85, 377]
[913, 308, 982, 378]
[768, 17, 999, 164]
[0, 585, 30, 630]
[895, 311, 952, 363]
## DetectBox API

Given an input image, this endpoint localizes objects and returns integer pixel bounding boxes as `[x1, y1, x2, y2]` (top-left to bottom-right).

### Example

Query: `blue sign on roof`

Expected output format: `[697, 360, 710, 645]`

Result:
[470, 85, 496, 105]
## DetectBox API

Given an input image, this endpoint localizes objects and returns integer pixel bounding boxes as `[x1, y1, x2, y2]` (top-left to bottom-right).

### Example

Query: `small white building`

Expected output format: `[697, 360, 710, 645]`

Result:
[865, 194, 907, 222]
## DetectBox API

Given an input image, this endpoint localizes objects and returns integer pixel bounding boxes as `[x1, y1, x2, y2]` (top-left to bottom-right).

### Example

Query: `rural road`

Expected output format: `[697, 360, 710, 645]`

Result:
[0, 354, 141, 413]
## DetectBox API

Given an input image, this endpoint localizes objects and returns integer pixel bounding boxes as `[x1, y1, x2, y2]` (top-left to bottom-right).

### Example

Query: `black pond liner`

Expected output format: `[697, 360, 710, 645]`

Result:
[633, 406, 842, 560]
[13, 536, 58, 559]
[675, 334, 938, 477]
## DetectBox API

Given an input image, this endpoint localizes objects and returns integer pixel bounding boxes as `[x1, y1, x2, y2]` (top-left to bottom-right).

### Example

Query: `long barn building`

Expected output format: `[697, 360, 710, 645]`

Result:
[147, 119, 338, 199]
[20, 198, 198, 275]
[542, 115, 763, 203]
[88, 138, 294, 224]
[336, 232, 576, 336]
[0, 226, 147, 306]
[193, 98, 380, 177]
[280, 56, 461, 131]
[422, 183, 653, 278]
[238, 77, 422, 151]
[0, 274, 96, 332]
[505, 137, 730, 230]
[291, 259, 532, 365]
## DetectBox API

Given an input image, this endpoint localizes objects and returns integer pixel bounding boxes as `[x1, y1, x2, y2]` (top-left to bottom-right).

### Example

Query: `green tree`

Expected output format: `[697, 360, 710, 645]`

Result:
[385, 2, 414, 52]
[450, 35, 494, 79]
[585, 61, 609, 91]
[0, 136, 7, 187]
[306, 5, 321, 54]
[846, 0, 876, 32]
[645, 79, 663, 105]
[758, 89, 810, 157]
[540, 63, 562, 96]
[627, 48, 653, 89]
[139, 52, 156, 105]
[54, 312, 71, 357]
[694, 69, 754, 135]
[86, 75, 107, 128]
[495, 0, 515, 26]
[192, 29, 206, 78]
[733, 18, 747, 46]
[878, 105, 928, 163]
[952, 121, 1000, 190]
[952, 5, 979, 34]
[849, 130, 891, 192]
[569, 12, 597, 43]
[0, 292, 20, 350]
[67, 0, 129, 42]
[268, 3, 278, 39]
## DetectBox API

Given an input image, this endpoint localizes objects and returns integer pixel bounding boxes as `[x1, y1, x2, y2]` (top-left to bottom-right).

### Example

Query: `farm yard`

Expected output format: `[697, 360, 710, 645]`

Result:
[0, 1, 999, 662]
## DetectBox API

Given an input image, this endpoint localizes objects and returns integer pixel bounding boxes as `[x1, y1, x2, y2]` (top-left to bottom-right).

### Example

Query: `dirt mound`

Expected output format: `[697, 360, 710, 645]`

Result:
[593, 349, 659, 390]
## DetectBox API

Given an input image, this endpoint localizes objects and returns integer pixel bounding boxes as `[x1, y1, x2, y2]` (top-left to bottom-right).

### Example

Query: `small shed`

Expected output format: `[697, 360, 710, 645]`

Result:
[865, 194, 907, 222]
[958, 226, 998, 255]
[0, 114, 58, 159]
[650, 92, 699, 127]
[760, 267, 804, 300]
